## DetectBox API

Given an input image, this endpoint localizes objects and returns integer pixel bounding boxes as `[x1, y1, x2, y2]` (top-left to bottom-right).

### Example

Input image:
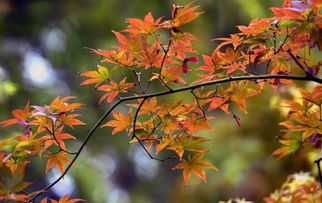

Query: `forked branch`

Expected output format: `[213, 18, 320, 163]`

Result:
[28, 73, 322, 202]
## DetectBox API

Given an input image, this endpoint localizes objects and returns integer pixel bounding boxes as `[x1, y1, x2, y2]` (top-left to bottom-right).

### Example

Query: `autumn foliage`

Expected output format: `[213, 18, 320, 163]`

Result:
[1, 0, 322, 202]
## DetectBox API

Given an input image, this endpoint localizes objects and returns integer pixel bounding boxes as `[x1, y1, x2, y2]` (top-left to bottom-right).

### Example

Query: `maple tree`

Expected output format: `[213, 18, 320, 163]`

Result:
[0, 0, 322, 202]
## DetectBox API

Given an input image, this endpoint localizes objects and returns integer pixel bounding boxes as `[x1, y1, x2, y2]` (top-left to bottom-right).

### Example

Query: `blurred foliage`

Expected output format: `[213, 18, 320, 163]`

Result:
[2, 0, 320, 202]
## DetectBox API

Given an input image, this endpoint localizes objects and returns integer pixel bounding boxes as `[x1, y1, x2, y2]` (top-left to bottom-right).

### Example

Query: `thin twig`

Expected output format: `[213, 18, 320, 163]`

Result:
[132, 98, 147, 139]
[132, 70, 146, 94]
[45, 122, 77, 155]
[191, 89, 206, 119]
[314, 157, 322, 187]
[158, 32, 173, 91]
[287, 49, 310, 75]
[135, 137, 176, 162]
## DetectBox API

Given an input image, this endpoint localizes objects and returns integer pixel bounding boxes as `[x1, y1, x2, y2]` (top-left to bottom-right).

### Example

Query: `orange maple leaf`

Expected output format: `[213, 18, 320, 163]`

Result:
[300, 85, 322, 106]
[127, 97, 160, 115]
[172, 153, 218, 184]
[281, 112, 322, 141]
[270, 7, 303, 20]
[155, 136, 174, 154]
[98, 77, 135, 103]
[124, 12, 162, 35]
[207, 97, 229, 113]
[112, 31, 145, 56]
[215, 34, 244, 50]
[167, 134, 209, 159]
[237, 18, 272, 36]
[150, 65, 186, 84]
[219, 47, 247, 74]
[57, 114, 85, 128]
[45, 151, 72, 174]
[43, 126, 76, 151]
[223, 81, 262, 113]
[91, 48, 134, 66]
[0, 100, 31, 128]
[41, 195, 83, 203]
[179, 114, 212, 135]
[162, 2, 204, 29]
[80, 65, 115, 87]
[135, 38, 164, 68]
[198, 48, 223, 76]
[101, 110, 133, 135]
[50, 96, 84, 113]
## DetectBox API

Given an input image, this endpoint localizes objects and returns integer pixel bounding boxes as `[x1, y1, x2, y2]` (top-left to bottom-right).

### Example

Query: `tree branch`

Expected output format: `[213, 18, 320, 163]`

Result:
[314, 157, 322, 187]
[28, 73, 322, 202]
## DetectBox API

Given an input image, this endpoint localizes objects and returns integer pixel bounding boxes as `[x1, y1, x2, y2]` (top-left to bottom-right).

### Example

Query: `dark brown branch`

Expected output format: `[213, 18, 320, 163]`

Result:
[135, 136, 176, 162]
[315, 157, 322, 187]
[158, 33, 173, 91]
[130, 98, 173, 161]
[28, 73, 322, 202]
[191, 89, 206, 119]
[287, 49, 310, 75]
[132, 97, 147, 139]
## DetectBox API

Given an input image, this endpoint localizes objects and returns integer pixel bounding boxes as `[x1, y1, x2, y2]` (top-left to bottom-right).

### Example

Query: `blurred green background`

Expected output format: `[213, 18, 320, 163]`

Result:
[0, 0, 317, 202]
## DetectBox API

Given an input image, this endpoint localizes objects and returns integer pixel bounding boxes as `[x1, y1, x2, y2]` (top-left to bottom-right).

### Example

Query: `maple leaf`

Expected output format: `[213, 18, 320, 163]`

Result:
[101, 110, 133, 135]
[246, 45, 275, 66]
[129, 120, 157, 150]
[198, 48, 224, 76]
[300, 85, 322, 106]
[40, 195, 83, 203]
[270, 5, 304, 20]
[45, 151, 72, 174]
[1, 193, 29, 202]
[13, 134, 42, 157]
[156, 101, 196, 134]
[135, 38, 164, 68]
[179, 114, 212, 135]
[215, 34, 244, 50]
[169, 32, 198, 60]
[29, 114, 53, 134]
[43, 126, 76, 151]
[91, 48, 134, 66]
[57, 114, 85, 129]
[219, 47, 248, 74]
[282, 112, 322, 140]
[272, 138, 302, 159]
[5, 159, 30, 175]
[207, 97, 229, 114]
[192, 89, 214, 107]
[237, 18, 272, 36]
[172, 153, 218, 184]
[150, 65, 186, 84]
[124, 12, 162, 35]
[98, 77, 135, 103]
[128, 97, 160, 115]
[222, 81, 262, 113]
[167, 134, 209, 159]
[31, 97, 84, 128]
[155, 136, 174, 154]
[112, 31, 146, 56]
[50, 96, 84, 113]
[0, 100, 31, 128]
[161, 2, 204, 29]
[80, 65, 115, 87]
